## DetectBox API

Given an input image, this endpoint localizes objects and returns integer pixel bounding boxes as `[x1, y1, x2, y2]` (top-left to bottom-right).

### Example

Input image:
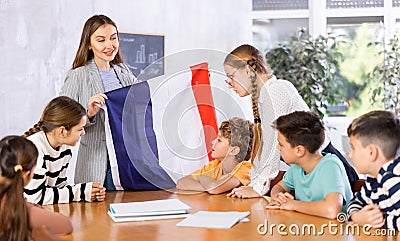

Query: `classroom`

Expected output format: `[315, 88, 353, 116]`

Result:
[1, 0, 400, 240]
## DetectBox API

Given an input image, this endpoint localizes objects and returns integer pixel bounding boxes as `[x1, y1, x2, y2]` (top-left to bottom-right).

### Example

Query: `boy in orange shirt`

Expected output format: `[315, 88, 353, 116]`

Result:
[176, 117, 253, 194]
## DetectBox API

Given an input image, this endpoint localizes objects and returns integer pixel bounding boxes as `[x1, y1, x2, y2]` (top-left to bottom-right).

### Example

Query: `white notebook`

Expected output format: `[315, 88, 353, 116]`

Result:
[108, 211, 189, 222]
[108, 199, 190, 222]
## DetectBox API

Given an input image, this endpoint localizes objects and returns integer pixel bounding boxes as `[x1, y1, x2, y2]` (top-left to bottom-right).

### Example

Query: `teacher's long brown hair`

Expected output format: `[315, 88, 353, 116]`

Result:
[72, 14, 124, 69]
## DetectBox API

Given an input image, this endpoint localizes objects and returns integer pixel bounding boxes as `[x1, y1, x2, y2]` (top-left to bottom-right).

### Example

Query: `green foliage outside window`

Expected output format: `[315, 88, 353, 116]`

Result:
[367, 36, 400, 113]
[335, 23, 383, 116]
[266, 28, 345, 117]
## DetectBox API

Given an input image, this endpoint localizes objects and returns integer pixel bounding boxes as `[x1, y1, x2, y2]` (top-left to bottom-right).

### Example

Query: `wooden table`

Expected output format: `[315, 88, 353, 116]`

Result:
[44, 190, 397, 241]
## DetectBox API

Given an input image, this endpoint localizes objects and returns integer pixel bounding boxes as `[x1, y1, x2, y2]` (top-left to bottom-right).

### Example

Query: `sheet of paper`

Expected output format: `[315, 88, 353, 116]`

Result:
[176, 211, 250, 229]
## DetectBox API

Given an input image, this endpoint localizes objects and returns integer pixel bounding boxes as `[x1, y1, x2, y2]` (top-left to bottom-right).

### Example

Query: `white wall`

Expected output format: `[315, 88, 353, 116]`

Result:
[0, 0, 252, 137]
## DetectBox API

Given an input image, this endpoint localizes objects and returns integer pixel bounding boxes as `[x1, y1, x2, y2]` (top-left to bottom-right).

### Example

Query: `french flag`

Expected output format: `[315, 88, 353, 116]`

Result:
[103, 63, 219, 190]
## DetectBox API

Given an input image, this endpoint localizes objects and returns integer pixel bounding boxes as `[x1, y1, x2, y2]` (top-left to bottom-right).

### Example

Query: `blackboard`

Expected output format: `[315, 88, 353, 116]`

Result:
[119, 32, 165, 80]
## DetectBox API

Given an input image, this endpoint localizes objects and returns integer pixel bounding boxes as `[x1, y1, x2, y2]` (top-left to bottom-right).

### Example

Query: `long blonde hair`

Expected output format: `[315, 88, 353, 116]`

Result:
[223, 44, 274, 162]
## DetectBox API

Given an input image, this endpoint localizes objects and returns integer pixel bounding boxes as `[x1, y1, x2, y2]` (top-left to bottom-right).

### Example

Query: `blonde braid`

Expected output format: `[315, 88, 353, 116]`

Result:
[248, 59, 262, 163]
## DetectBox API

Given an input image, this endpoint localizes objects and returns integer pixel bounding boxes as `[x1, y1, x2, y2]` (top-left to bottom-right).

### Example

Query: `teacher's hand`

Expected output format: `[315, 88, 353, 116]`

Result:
[87, 93, 107, 118]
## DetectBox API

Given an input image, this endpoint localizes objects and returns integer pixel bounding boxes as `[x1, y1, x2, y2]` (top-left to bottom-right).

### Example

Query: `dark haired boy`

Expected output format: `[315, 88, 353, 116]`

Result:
[267, 111, 353, 219]
[347, 110, 400, 229]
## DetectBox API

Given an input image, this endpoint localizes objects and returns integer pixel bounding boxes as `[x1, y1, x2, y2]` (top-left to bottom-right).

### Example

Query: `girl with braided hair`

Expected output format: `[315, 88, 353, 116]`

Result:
[224, 44, 358, 198]
[23, 96, 106, 205]
[0, 136, 72, 241]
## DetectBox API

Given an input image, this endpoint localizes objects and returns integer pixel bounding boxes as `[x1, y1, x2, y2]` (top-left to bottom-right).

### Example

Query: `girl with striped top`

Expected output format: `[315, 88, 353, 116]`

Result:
[23, 96, 106, 205]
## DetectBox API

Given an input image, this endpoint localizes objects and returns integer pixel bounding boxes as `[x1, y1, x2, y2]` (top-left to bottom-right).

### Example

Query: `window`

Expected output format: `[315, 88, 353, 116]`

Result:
[252, 0, 308, 11]
[327, 18, 384, 116]
[253, 18, 308, 52]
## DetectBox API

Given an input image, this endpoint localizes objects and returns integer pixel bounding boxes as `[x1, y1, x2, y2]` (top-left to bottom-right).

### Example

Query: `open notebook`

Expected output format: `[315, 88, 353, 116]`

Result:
[108, 199, 191, 222]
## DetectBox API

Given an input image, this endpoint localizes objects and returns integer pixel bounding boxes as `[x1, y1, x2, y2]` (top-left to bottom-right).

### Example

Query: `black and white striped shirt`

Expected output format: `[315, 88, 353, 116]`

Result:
[347, 157, 400, 230]
[24, 131, 92, 205]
